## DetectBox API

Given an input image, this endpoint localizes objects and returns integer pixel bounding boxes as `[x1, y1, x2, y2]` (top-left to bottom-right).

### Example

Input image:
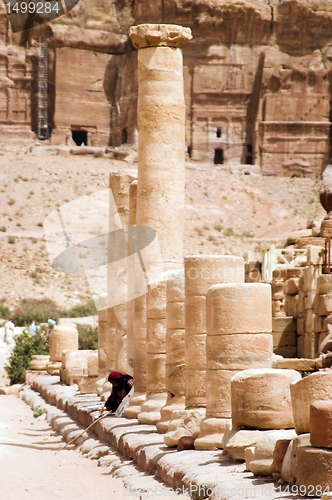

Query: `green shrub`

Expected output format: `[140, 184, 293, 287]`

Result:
[0, 226, 6, 232]
[7, 236, 15, 244]
[12, 298, 59, 326]
[0, 303, 10, 319]
[5, 329, 50, 384]
[33, 407, 48, 418]
[59, 298, 97, 318]
[77, 324, 98, 350]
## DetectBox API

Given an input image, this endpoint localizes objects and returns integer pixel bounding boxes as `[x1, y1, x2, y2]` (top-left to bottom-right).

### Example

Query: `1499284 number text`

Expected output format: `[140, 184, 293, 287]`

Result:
[5, 2, 60, 14]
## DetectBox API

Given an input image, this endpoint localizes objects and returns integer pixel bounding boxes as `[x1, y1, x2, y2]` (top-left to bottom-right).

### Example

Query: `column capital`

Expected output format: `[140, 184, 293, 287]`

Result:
[129, 24, 192, 49]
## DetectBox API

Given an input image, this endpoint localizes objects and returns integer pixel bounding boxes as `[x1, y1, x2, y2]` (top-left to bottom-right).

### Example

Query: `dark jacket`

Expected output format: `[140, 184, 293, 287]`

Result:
[105, 372, 133, 412]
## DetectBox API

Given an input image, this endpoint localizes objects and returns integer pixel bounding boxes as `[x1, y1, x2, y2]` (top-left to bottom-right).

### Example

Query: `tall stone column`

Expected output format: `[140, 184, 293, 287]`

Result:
[129, 23, 192, 270]
[97, 170, 136, 398]
[109, 170, 137, 374]
[129, 24, 192, 422]
[126, 180, 138, 375]
[164, 255, 244, 448]
[124, 180, 148, 418]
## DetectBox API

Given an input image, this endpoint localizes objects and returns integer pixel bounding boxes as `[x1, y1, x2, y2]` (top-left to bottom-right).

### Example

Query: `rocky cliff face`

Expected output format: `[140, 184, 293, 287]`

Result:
[1, 0, 332, 176]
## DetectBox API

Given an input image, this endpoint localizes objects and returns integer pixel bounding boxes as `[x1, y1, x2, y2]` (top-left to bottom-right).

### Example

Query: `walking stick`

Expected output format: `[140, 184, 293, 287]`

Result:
[57, 410, 112, 452]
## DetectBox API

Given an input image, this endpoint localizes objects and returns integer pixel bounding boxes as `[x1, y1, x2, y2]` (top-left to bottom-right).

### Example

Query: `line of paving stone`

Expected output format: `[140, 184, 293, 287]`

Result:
[22, 374, 304, 500]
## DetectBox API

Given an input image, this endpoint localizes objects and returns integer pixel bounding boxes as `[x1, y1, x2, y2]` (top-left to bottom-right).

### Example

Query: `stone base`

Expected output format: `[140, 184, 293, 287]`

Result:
[124, 392, 146, 419]
[78, 376, 98, 394]
[164, 407, 206, 447]
[137, 392, 168, 425]
[46, 361, 62, 376]
[194, 417, 229, 450]
[156, 395, 185, 433]
[29, 355, 50, 370]
[246, 430, 296, 477]
[25, 370, 48, 384]
[297, 446, 332, 495]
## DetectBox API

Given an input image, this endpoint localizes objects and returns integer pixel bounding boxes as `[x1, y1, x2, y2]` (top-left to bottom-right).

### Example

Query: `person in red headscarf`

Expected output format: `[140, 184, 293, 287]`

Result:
[104, 371, 134, 413]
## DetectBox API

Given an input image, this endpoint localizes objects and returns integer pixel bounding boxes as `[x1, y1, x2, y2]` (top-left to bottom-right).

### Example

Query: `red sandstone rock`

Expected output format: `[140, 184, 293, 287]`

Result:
[310, 400, 332, 448]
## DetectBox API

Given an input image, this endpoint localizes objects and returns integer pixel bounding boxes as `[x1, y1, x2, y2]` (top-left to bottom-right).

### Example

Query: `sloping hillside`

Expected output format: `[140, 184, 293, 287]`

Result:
[0, 147, 325, 310]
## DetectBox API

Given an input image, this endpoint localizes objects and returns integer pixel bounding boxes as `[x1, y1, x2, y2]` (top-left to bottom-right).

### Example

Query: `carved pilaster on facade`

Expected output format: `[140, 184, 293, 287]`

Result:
[129, 24, 192, 49]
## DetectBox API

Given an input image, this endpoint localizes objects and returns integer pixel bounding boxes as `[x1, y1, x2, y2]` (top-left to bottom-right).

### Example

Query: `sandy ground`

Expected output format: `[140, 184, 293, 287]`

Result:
[0, 394, 145, 500]
[0, 333, 189, 500]
[0, 333, 137, 500]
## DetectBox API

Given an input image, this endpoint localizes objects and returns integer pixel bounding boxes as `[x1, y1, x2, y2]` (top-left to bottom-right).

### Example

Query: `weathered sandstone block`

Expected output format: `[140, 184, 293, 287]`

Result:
[185, 255, 244, 297]
[296, 447, 332, 495]
[273, 439, 293, 473]
[185, 333, 206, 370]
[49, 325, 78, 362]
[290, 371, 332, 434]
[146, 280, 167, 319]
[146, 318, 167, 353]
[137, 392, 168, 425]
[310, 400, 332, 448]
[247, 430, 296, 476]
[318, 274, 332, 295]
[232, 368, 301, 429]
[285, 278, 300, 295]
[303, 266, 318, 292]
[185, 368, 206, 407]
[206, 333, 272, 370]
[164, 408, 206, 448]
[314, 294, 332, 316]
[206, 283, 272, 334]
[87, 352, 99, 377]
[307, 245, 323, 266]
[166, 329, 185, 364]
[206, 369, 238, 418]
[165, 364, 185, 395]
[146, 353, 166, 392]
[166, 302, 185, 329]
[194, 417, 229, 450]
[184, 295, 206, 334]
[28, 355, 50, 371]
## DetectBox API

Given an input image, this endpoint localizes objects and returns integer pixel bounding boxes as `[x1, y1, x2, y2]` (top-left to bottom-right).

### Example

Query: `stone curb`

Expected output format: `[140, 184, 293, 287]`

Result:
[23, 374, 305, 500]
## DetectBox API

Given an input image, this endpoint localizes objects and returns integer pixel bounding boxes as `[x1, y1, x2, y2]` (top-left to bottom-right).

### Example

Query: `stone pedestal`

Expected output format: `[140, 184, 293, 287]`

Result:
[164, 255, 244, 447]
[195, 283, 273, 450]
[231, 368, 301, 430]
[290, 371, 332, 434]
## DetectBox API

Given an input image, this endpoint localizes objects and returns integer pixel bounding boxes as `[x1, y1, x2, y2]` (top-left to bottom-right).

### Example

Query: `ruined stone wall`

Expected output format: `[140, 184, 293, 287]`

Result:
[2, 0, 332, 175]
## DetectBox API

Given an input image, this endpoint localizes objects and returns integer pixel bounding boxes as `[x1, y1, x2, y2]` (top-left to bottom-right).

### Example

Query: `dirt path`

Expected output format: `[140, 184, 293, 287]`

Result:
[0, 335, 189, 500]
[0, 335, 145, 500]
[0, 394, 143, 500]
